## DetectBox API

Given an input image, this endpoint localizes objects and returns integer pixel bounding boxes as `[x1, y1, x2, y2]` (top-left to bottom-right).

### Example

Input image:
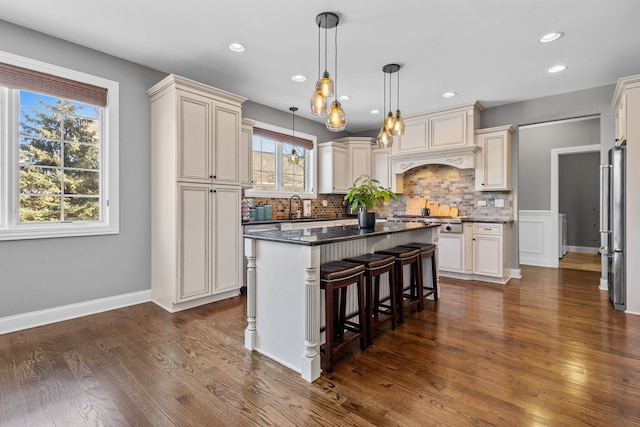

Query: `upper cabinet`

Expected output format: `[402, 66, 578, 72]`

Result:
[240, 119, 255, 188]
[392, 102, 483, 156]
[474, 125, 515, 192]
[318, 137, 375, 194]
[372, 147, 391, 189]
[148, 74, 245, 186]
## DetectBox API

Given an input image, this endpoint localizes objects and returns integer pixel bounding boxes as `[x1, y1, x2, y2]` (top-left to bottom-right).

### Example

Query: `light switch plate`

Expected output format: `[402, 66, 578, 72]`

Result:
[303, 200, 312, 216]
[478, 200, 487, 206]
[322, 200, 328, 207]
[495, 199, 504, 207]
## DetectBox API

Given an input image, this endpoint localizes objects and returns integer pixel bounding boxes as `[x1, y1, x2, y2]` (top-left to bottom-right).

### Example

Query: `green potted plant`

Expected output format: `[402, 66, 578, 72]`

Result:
[344, 174, 397, 229]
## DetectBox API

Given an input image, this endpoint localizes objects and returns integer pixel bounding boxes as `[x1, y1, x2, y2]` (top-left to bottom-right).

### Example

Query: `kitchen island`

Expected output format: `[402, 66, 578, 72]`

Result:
[243, 221, 439, 382]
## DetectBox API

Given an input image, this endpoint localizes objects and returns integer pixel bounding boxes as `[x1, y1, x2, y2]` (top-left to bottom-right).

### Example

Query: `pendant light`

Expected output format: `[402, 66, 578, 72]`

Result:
[288, 107, 301, 165]
[311, 12, 347, 132]
[392, 64, 405, 136]
[377, 67, 393, 148]
[381, 64, 404, 138]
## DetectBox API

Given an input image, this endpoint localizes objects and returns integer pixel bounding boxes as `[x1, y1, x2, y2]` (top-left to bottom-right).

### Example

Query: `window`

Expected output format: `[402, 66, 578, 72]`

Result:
[0, 51, 119, 240]
[246, 121, 316, 198]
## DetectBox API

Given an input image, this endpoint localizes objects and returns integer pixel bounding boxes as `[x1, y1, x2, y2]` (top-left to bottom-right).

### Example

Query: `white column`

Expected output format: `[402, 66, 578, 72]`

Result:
[244, 238, 257, 350]
[300, 245, 321, 382]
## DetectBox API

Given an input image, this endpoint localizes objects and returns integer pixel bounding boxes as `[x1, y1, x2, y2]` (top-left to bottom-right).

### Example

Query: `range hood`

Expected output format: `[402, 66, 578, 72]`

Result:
[390, 145, 479, 175]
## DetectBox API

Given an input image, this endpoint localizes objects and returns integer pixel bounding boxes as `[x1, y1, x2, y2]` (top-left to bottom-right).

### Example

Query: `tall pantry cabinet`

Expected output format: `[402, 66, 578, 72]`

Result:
[148, 74, 247, 312]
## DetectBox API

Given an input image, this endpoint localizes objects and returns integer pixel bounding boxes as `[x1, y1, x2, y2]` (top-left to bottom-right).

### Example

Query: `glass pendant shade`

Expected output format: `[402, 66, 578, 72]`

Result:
[385, 111, 395, 132]
[310, 91, 328, 115]
[317, 71, 334, 98]
[326, 100, 347, 132]
[377, 125, 393, 148]
[288, 148, 300, 165]
[392, 110, 405, 135]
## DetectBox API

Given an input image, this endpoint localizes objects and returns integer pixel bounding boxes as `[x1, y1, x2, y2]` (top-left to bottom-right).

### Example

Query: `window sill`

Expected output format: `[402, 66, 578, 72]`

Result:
[0, 223, 119, 241]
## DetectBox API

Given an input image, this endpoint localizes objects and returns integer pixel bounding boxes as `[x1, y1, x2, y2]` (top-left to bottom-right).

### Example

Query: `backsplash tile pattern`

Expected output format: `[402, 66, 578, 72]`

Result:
[371, 165, 513, 221]
[246, 194, 347, 220]
[244, 165, 513, 221]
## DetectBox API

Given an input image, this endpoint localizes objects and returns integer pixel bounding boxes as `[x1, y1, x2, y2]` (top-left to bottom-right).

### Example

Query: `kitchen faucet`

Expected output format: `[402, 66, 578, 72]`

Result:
[289, 195, 302, 220]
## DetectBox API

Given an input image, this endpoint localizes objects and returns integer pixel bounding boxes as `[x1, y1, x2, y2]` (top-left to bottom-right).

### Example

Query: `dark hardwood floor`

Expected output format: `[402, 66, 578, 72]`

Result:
[2, 265, 639, 426]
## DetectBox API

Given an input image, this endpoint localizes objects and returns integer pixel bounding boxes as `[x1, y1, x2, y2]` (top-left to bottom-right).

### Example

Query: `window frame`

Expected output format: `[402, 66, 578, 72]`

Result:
[0, 51, 119, 241]
[244, 119, 317, 199]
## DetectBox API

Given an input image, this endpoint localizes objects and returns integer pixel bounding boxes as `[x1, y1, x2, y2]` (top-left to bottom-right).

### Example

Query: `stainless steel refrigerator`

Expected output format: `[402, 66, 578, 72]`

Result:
[607, 145, 626, 311]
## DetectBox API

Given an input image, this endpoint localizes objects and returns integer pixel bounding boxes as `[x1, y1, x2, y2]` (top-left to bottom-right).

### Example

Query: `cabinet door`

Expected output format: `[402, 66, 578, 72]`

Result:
[348, 144, 372, 185]
[240, 123, 253, 187]
[177, 183, 212, 302]
[394, 117, 428, 154]
[475, 128, 512, 191]
[372, 148, 390, 189]
[213, 103, 241, 184]
[473, 235, 503, 277]
[332, 146, 349, 193]
[178, 91, 212, 183]
[212, 185, 241, 293]
[438, 234, 465, 272]
[429, 111, 466, 150]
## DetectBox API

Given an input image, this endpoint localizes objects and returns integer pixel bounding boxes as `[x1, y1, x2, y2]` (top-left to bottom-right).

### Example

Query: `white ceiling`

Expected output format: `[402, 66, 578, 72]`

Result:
[1, 0, 639, 132]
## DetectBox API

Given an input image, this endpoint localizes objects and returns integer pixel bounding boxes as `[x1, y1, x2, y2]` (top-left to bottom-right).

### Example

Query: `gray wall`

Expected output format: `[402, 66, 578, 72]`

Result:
[559, 152, 600, 248]
[0, 20, 351, 320]
[0, 20, 166, 317]
[519, 118, 600, 210]
[482, 85, 616, 269]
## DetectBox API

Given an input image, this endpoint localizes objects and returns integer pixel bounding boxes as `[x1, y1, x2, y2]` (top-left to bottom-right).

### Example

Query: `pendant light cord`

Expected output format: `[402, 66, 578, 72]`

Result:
[324, 14, 328, 73]
[383, 70, 387, 115]
[396, 68, 400, 111]
[317, 22, 321, 80]
[334, 20, 338, 97]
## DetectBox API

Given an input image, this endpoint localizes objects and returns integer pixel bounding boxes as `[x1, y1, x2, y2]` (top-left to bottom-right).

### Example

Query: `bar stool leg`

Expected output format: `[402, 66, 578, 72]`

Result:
[325, 284, 335, 373]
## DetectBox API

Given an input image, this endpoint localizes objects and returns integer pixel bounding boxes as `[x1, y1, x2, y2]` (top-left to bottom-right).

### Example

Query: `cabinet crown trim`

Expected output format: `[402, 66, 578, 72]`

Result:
[390, 145, 479, 173]
[475, 125, 515, 135]
[404, 101, 484, 121]
[612, 74, 640, 107]
[147, 74, 247, 105]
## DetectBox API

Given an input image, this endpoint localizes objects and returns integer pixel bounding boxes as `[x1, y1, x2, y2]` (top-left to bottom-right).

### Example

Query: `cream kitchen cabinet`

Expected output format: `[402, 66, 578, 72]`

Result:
[148, 74, 246, 312]
[318, 142, 349, 193]
[438, 233, 465, 273]
[472, 223, 511, 282]
[474, 125, 515, 191]
[392, 102, 483, 156]
[174, 183, 242, 303]
[615, 91, 627, 145]
[149, 74, 244, 186]
[318, 137, 375, 193]
[241, 119, 255, 187]
[372, 147, 391, 189]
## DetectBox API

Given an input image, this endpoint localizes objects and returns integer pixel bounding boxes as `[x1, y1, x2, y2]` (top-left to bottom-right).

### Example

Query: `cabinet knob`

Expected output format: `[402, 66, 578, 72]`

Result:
[210, 175, 213, 179]
[210, 189, 213, 193]
[213, 175, 217, 179]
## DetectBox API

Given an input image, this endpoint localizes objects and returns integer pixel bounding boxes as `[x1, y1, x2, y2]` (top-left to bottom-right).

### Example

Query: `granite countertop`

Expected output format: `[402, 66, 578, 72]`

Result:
[462, 218, 514, 224]
[243, 222, 439, 246]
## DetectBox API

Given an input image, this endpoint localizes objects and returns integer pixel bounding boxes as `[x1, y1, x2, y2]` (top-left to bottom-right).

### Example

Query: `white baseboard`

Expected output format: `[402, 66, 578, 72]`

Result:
[600, 278, 609, 291]
[511, 268, 523, 279]
[567, 245, 600, 254]
[0, 290, 151, 335]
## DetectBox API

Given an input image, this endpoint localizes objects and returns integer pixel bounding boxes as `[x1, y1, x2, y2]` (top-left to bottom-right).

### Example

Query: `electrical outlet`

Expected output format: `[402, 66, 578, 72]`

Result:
[478, 200, 487, 206]
[495, 199, 504, 207]
[303, 200, 311, 217]
[322, 200, 328, 207]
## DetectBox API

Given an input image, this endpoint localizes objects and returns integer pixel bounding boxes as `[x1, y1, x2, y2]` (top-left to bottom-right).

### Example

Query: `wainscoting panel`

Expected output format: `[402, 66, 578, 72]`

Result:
[519, 210, 556, 267]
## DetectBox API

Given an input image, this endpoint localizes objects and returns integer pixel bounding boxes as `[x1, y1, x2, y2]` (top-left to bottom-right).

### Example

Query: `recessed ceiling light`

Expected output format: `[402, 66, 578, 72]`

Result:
[443, 92, 457, 98]
[370, 109, 380, 114]
[548, 65, 567, 73]
[228, 43, 246, 53]
[538, 32, 564, 43]
[338, 95, 350, 101]
[291, 75, 307, 83]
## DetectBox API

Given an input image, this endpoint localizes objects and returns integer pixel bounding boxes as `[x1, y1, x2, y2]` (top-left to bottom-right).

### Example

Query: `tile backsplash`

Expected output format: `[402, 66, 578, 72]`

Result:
[244, 164, 513, 221]
[372, 164, 513, 220]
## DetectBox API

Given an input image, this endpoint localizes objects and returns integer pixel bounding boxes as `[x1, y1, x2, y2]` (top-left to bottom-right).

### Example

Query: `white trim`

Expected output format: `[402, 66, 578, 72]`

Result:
[0, 290, 151, 335]
[0, 50, 119, 241]
[519, 115, 600, 130]
[519, 210, 555, 267]
[550, 144, 600, 268]
[511, 268, 523, 279]
[244, 119, 318, 199]
[566, 245, 600, 254]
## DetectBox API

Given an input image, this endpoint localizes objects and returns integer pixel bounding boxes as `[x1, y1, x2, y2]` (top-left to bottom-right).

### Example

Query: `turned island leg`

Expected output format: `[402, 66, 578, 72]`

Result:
[244, 238, 257, 350]
[301, 246, 321, 382]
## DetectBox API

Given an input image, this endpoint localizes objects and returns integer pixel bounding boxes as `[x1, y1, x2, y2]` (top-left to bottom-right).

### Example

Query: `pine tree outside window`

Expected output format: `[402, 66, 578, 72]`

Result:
[0, 51, 119, 240]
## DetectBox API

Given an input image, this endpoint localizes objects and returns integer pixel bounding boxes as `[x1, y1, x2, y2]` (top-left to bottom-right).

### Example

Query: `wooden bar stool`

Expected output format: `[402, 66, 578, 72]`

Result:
[320, 260, 367, 373]
[375, 247, 423, 324]
[344, 253, 397, 346]
[399, 242, 439, 302]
